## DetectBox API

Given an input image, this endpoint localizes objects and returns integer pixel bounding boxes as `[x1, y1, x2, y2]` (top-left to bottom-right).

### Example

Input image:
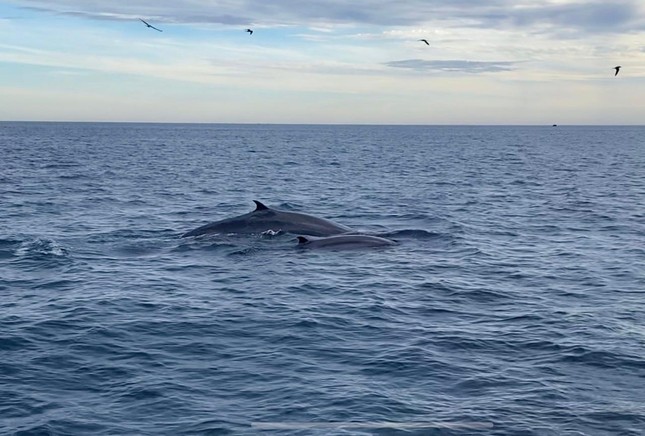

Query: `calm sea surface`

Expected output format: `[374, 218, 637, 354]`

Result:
[1, 123, 644, 435]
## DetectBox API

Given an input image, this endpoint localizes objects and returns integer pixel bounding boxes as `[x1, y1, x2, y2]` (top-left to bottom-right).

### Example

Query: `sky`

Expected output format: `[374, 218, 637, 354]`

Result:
[1, 0, 644, 124]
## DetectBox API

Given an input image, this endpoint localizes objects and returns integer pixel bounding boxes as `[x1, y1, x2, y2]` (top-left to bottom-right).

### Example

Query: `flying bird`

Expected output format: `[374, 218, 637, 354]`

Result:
[246, 28, 253, 35]
[613, 66, 621, 76]
[139, 18, 162, 32]
[418, 39, 429, 46]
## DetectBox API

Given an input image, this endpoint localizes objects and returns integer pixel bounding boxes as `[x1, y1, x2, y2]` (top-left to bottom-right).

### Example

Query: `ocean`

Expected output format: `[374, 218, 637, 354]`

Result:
[1, 122, 643, 435]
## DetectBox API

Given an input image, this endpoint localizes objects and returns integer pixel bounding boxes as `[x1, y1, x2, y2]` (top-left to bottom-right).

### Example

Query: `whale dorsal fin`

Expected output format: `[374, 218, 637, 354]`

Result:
[297, 236, 310, 244]
[253, 200, 269, 211]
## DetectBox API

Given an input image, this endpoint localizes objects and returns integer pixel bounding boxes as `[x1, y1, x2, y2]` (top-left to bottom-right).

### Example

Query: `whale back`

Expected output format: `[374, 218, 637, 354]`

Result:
[296, 234, 396, 249]
[182, 200, 351, 237]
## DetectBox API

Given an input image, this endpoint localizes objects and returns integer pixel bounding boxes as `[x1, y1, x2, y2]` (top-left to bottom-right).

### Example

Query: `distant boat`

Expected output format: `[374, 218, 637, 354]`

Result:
[552, 124, 557, 127]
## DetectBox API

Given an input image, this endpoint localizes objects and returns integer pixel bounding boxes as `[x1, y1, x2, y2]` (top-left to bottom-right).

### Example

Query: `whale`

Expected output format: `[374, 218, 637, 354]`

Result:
[296, 234, 397, 249]
[181, 200, 352, 238]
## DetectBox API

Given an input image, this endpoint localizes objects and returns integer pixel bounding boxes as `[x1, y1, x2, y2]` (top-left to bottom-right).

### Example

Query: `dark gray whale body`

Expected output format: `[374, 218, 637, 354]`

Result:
[296, 234, 397, 249]
[182, 200, 352, 237]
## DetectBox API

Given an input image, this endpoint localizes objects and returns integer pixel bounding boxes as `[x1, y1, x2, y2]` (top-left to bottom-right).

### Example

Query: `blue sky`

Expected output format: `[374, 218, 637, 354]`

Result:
[1, 0, 644, 124]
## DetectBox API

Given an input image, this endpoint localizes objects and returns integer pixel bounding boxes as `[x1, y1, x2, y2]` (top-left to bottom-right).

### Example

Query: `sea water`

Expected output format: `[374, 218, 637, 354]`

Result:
[1, 123, 644, 435]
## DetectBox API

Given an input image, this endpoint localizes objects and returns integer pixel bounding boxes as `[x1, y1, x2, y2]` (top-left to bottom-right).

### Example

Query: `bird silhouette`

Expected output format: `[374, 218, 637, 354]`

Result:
[418, 39, 429, 46]
[246, 28, 253, 35]
[139, 19, 162, 32]
[613, 66, 621, 76]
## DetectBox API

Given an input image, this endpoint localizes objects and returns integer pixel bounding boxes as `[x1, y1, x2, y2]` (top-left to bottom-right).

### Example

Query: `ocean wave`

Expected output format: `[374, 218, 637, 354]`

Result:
[14, 238, 70, 259]
[2, 124, 644, 435]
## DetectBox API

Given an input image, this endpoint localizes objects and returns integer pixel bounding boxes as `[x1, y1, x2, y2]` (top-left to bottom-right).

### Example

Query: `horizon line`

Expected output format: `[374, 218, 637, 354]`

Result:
[1, 120, 643, 127]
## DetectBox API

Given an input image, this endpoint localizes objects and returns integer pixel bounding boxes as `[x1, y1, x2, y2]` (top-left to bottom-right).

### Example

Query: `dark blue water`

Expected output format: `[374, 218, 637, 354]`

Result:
[1, 123, 644, 435]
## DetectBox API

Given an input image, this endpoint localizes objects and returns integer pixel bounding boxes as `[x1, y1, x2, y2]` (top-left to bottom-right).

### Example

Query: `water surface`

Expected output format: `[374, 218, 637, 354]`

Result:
[1, 123, 644, 435]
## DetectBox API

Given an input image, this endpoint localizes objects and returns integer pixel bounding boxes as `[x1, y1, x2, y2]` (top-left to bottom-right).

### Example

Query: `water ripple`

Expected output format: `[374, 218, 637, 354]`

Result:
[1, 124, 644, 435]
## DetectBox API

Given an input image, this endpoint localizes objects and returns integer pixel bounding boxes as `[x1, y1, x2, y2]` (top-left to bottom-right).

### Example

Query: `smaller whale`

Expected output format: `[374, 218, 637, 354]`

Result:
[296, 234, 397, 249]
[182, 200, 352, 237]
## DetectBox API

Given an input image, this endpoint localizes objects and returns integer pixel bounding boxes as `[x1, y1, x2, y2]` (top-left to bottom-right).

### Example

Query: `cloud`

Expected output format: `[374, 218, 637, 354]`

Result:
[385, 59, 518, 73]
[21, 5, 250, 25]
[10, 0, 645, 35]
[468, 1, 645, 35]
